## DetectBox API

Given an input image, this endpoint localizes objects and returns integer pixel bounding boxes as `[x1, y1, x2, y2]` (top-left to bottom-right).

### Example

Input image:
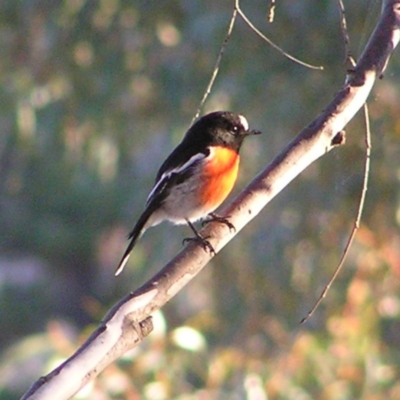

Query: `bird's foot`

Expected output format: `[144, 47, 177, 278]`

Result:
[182, 234, 215, 255]
[183, 218, 216, 255]
[202, 212, 236, 232]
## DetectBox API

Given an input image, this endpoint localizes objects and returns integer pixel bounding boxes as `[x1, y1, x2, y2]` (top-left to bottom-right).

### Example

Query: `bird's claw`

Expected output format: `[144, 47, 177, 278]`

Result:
[182, 235, 216, 255]
[202, 212, 236, 232]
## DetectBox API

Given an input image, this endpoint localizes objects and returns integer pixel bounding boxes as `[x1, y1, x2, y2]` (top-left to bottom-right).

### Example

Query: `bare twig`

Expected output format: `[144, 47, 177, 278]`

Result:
[236, 0, 324, 70]
[192, 7, 238, 122]
[300, 2, 374, 324]
[267, 0, 277, 23]
[194, 0, 322, 123]
[337, 0, 355, 65]
[300, 103, 372, 324]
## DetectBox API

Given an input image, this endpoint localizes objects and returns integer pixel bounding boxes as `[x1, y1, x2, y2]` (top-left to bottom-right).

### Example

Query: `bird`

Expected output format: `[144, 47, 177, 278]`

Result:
[115, 111, 261, 275]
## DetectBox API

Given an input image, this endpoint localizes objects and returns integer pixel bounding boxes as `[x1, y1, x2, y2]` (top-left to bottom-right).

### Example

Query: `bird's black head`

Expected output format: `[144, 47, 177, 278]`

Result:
[186, 111, 261, 152]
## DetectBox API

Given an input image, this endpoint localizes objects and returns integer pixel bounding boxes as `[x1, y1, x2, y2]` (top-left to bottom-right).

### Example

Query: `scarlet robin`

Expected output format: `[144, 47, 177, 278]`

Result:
[115, 111, 261, 275]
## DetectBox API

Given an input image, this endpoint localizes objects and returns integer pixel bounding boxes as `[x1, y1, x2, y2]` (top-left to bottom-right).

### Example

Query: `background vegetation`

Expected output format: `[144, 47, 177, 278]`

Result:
[0, 0, 400, 399]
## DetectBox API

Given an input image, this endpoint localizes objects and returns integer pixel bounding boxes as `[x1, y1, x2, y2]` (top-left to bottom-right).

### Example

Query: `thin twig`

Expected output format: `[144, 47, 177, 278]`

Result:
[301, 103, 371, 324]
[235, 0, 323, 70]
[192, 7, 238, 122]
[267, 0, 277, 23]
[337, 0, 356, 67]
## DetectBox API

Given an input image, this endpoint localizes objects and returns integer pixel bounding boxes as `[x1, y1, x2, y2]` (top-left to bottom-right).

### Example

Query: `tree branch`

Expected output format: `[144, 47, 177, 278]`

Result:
[21, 1, 400, 399]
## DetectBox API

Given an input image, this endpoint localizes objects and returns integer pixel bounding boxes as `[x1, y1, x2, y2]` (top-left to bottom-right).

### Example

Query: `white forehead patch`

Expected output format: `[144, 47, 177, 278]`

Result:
[239, 115, 249, 131]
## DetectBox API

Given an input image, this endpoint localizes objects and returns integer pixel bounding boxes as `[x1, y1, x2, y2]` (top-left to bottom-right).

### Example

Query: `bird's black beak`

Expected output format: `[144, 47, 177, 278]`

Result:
[246, 129, 262, 136]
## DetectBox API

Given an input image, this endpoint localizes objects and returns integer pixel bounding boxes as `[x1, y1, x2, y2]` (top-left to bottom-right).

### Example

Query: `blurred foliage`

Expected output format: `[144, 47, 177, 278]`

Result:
[0, 0, 400, 399]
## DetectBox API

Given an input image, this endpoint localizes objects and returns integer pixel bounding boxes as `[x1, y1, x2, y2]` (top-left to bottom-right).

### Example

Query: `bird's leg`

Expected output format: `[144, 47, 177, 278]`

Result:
[202, 212, 236, 232]
[183, 219, 216, 255]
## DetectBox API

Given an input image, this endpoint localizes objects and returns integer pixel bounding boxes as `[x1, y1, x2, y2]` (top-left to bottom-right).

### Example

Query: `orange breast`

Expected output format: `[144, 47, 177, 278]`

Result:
[201, 146, 240, 210]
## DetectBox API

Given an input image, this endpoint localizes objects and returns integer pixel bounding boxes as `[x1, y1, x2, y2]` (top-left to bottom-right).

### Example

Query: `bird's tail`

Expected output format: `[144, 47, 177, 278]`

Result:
[115, 208, 153, 276]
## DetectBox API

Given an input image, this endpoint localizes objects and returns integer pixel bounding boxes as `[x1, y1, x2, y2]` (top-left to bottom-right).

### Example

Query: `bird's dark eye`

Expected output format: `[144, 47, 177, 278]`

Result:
[232, 125, 240, 135]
